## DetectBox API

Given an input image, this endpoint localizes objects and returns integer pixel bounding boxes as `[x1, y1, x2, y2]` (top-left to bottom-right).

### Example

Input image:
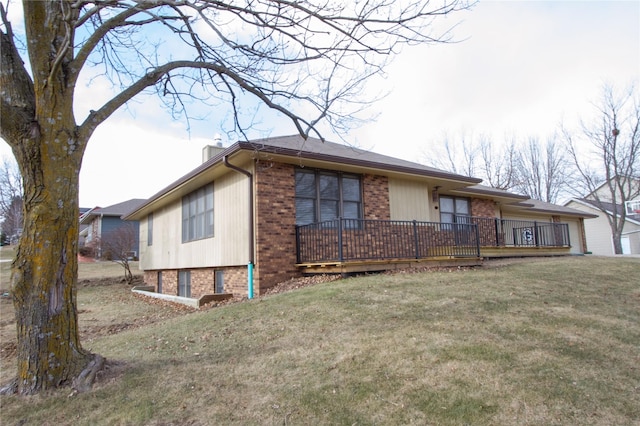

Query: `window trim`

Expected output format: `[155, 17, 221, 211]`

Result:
[295, 168, 363, 226]
[181, 183, 214, 243]
[439, 195, 471, 224]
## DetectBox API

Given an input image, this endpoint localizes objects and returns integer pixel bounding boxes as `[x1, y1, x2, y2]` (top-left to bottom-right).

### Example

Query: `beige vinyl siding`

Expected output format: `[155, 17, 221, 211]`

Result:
[500, 213, 552, 223]
[622, 221, 640, 254]
[388, 178, 432, 221]
[624, 231, 640, 254]
[564, 218, 584, 254]
[582, 213, 615, 255]
[139, 170, 250, 270]
[565, 201, 615, 255]
[502, 209, 587, 254]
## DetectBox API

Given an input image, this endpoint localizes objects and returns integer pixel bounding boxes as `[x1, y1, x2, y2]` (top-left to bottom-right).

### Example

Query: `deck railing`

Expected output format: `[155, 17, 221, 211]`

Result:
[469, 216, 570, 248]
[295, 217, 571, 264]
[296, 218, 480, 264]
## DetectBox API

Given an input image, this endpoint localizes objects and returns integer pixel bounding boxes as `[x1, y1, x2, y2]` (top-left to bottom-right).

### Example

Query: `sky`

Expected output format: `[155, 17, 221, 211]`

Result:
[1, 1, 639, 208]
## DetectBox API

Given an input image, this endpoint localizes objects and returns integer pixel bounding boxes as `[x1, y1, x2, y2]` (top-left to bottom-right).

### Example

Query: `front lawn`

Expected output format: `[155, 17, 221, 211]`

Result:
[1, 256, 639, 425]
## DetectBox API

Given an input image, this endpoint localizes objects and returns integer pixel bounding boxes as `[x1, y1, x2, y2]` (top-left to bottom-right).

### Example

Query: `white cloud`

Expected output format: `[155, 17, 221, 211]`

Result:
[351, 1, 639, 157]
[1, 0, 638, 206]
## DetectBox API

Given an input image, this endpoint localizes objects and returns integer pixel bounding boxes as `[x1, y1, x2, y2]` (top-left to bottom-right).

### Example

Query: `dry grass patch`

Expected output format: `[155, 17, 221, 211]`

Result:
[1, 256, 639, 425]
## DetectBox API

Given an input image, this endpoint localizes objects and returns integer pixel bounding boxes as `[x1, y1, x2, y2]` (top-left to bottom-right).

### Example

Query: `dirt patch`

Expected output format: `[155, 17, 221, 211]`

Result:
[78, 275, 144, 287]
[262, 274, 343, 296]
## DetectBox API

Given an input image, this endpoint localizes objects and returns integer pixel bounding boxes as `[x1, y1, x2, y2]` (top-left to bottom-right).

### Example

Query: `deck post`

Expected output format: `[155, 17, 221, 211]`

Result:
[295, 225, 301, 263]
[338, 218, 344, 262]
[475, 224, 481, 257]
[412, 220, 420, 259]
[534, 221, 540, 247]
[494, 218, 500, 247]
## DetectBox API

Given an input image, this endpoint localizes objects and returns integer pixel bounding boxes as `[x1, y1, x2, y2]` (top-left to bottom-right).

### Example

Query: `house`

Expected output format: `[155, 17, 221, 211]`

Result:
[123, 135, 596, 301]
[564, 198, 640, 255]
[564, 177, 640, 255]
[78, 207, 91, 247]
[80, 199, 145, 259]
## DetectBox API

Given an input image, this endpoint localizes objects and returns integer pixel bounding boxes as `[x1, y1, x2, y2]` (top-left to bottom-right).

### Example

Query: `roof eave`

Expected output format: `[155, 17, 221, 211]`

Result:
[124, 140, 483, 220]
[235, 141, 482, 184]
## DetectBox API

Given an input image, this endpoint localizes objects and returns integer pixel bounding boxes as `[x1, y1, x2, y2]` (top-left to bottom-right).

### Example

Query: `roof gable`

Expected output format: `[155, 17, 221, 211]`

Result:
[123, 135, 596, 221]
[81, 199, 146, 224]
[125, 134, 483, 219]
[567, 198, 640, 224]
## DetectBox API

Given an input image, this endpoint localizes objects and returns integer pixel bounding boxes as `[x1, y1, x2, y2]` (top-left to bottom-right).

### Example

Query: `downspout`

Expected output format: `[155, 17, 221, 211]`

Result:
[223, 155, 255, 299]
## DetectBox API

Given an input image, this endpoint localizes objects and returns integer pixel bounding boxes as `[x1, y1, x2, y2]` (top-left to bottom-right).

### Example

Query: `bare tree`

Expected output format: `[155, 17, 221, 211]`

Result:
[514, 136, 572, 204]
[564, 85, 640, 254]
[0, 0, 472, 394]
[0, 157, 23, 241]
[478, 135, 518, 190]
[101, 223, 139, 285]
[423, 131, 518, 190]
[426, 132, 479, 177]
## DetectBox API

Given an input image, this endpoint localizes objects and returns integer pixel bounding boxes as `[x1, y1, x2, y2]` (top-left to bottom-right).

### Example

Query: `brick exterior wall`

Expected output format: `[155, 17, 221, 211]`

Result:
[161, 270, 178, 295]
[363, 174, 390, 220]
[471, 198, 497, 218]
[191, 269, 214, 297]
[144, 270, 157, 289]
[143, 163, 395, 298]
[222, 266, 249, 296]
[144, 266, 248, 297]
[468, 198, 500, 246]
[254, 161, 300, 294]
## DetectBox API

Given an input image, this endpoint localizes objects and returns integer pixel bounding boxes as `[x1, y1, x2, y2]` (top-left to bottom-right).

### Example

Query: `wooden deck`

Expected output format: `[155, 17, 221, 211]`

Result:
[480, 246, 571, 258]
[296, 256, 483, 274]
[296, 245, 572, 275]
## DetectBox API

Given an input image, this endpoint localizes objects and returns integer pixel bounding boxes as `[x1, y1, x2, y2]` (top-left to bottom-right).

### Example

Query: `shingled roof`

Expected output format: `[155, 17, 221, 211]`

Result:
[80, 199, 146, 224]
[572, 198, 640, 222]
[124, 134, 482, 219]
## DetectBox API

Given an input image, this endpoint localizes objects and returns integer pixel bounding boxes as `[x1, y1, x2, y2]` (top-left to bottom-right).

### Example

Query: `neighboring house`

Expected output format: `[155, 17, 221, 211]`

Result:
[124, 135, 595, 302]
[78, 207, 91, 247]
[80, 199, 145, 259]
[564, 198, 640, 255]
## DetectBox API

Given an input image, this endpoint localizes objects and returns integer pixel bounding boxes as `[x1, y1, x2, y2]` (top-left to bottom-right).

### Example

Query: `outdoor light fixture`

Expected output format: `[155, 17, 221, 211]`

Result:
[432, 186, 440, 203]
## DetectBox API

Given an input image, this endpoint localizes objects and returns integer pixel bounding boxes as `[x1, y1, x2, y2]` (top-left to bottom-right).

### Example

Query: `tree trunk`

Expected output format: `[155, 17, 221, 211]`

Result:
[2, 1, 100, 395]
[10, 132, 96, 394]
[612, 232, 624, 255]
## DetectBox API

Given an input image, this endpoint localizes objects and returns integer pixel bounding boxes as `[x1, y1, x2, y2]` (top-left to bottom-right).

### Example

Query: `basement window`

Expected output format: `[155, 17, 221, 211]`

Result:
[178, 271, 191, 298]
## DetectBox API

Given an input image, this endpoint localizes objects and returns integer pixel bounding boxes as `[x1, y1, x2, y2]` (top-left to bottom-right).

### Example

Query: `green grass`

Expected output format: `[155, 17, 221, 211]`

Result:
[1, 256, 639, 425]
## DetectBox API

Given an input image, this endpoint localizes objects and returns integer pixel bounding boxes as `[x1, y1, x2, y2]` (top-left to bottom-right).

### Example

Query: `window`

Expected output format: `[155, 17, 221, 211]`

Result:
[295, 169, 362, 225]
[215, 270, 224, 294]
[178, 271, 191, 297]
[157, 271, 162, 293]
[182, 183, 214, 242]
[440, 196, 471, 224]
[147, 213, 153, 246]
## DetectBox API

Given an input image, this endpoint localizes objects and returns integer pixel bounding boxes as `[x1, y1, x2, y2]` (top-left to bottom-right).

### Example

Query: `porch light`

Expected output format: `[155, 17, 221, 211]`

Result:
[432, 186, 440, 203]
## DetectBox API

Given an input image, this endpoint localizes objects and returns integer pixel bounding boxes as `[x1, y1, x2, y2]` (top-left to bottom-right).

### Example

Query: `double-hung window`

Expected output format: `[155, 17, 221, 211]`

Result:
[182, 183, 214, 242]
[440, 196, 471, 225]
[295, 169, 362, 226]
